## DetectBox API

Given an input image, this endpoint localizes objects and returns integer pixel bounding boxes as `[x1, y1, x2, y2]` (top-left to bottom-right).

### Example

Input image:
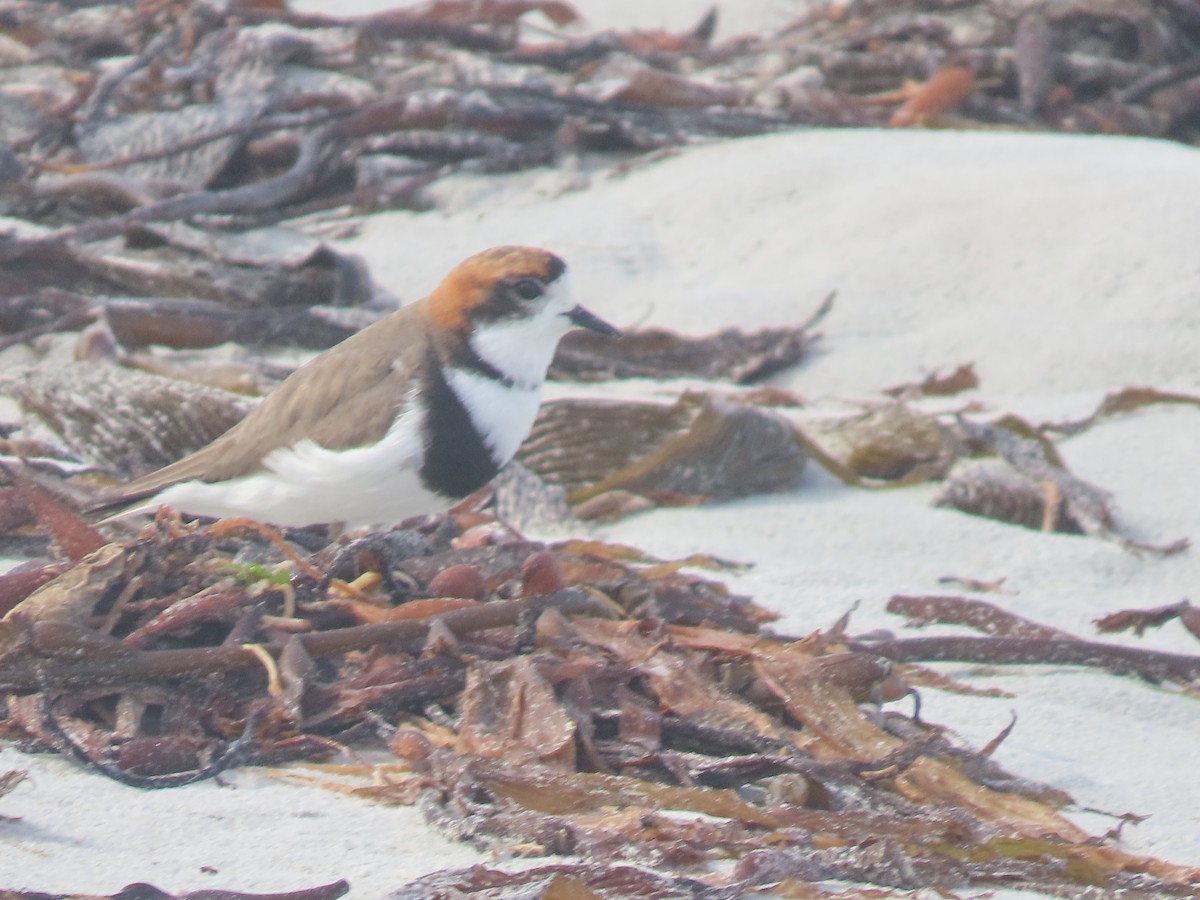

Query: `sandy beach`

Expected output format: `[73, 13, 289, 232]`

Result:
[3, 1, 1199, 896]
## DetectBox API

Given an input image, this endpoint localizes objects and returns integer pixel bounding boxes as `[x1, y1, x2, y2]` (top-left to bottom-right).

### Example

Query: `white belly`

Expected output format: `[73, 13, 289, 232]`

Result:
[151, 409, 447, 528]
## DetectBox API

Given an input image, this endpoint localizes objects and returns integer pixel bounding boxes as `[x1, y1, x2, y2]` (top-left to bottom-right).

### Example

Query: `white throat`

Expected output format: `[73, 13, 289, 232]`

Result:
[445, 274, 576, 464]
[466, 273, 575, 389]
[444, 367, 542, 466]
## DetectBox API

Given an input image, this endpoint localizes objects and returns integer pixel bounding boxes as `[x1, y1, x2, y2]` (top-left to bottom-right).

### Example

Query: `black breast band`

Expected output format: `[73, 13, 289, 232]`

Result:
[418, 354, 501, 499]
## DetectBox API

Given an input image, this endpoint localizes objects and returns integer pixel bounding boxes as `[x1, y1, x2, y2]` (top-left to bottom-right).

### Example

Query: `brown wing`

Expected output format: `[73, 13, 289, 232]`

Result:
[100, 306, 432, 507]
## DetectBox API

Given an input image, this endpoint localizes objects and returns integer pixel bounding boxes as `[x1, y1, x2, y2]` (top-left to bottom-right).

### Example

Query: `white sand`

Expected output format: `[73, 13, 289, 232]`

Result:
[351, 127, 1200, 872]
[291, 0, 796, 39]
[6, 124, 1197, 899]
[5, 2, 1200, 894]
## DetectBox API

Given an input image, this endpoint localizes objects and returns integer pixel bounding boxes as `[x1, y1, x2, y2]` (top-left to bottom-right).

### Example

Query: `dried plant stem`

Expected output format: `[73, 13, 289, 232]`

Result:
[6, 589, 601, 691]
[863, 635, 1200, 684]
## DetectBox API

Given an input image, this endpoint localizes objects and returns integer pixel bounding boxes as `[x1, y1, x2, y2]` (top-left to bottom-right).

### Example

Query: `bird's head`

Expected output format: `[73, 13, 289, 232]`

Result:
[424, 246, 619, 385]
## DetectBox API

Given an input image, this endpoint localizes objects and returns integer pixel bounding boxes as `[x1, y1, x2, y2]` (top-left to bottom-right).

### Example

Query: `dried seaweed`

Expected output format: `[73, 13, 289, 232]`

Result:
[883, 362, 979, 399]
[2, 0, 1198, 367]
[862, 593, 1200, 686]
[798, 401, 962, 486]
[390, 862, 738, 899]
[1, 362, 254, 477]
[549, 294, 830, 383]
[518, 392, 808, 510]
[888, 594, 1075, 640]
[935, 457, 1085, 534]
[938, 416, 1189, 554]
[0, 501, 1197, 895]
[1041, 386, 1200, 437]
[0, 882, 348, 900]
[0, 768, 25, 805]
[1, 4, 1199, 896]
[102, 296, 382, 352]
[1095, 600, 1200, 643]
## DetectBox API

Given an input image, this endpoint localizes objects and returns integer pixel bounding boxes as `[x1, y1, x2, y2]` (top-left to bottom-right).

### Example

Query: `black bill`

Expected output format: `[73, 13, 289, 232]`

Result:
[565, 305, 621, 337]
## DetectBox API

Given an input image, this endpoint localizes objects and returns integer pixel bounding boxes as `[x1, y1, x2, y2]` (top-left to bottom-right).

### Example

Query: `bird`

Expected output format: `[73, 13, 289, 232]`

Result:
[95, 246, 619, 528]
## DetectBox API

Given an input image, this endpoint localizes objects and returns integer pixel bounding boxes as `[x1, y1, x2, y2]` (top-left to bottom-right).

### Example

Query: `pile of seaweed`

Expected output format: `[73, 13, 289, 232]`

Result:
[2, 0, 1200, 335]
[1, 478, 1199, 897]
[3, 0, 1200, 538]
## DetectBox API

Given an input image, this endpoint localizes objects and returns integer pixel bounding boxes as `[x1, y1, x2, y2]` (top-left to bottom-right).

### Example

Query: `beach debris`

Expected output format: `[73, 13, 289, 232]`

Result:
[1, 362, 254, 476]
[939, 415, 1190, 554]
[0, 505, 1198, 895]
[0, 882, 349, 900]
[6, 467, 107, 562]
[0, 4, 1197, 893]
[0, 768, 25, 805]
[887, 63, 976, 127]
[551, 322, 816, 384]
[389, 862, 733, 898]
[550, 293, 831, 383]
[771, 0, 1200, 142]
[864, 594, 1200, 685]
[0, 291, 97, 353]
[888, 594, 1075, 641]
[799, 401, 962, 486]
[0, 561, 67, 618]
[1095, 600, 1200, 643]
[518, 393, 808, 512]
[0, 0, 1194, 328]
[102, 295, 381, 352]
[936, 457, 1085, 534]
[1040, 385, 1200, 437]
[883, 362, 979, 399]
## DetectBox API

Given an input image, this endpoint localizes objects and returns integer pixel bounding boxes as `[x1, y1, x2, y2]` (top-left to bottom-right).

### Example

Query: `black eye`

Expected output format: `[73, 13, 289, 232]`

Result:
[513, 278, 543, 301]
